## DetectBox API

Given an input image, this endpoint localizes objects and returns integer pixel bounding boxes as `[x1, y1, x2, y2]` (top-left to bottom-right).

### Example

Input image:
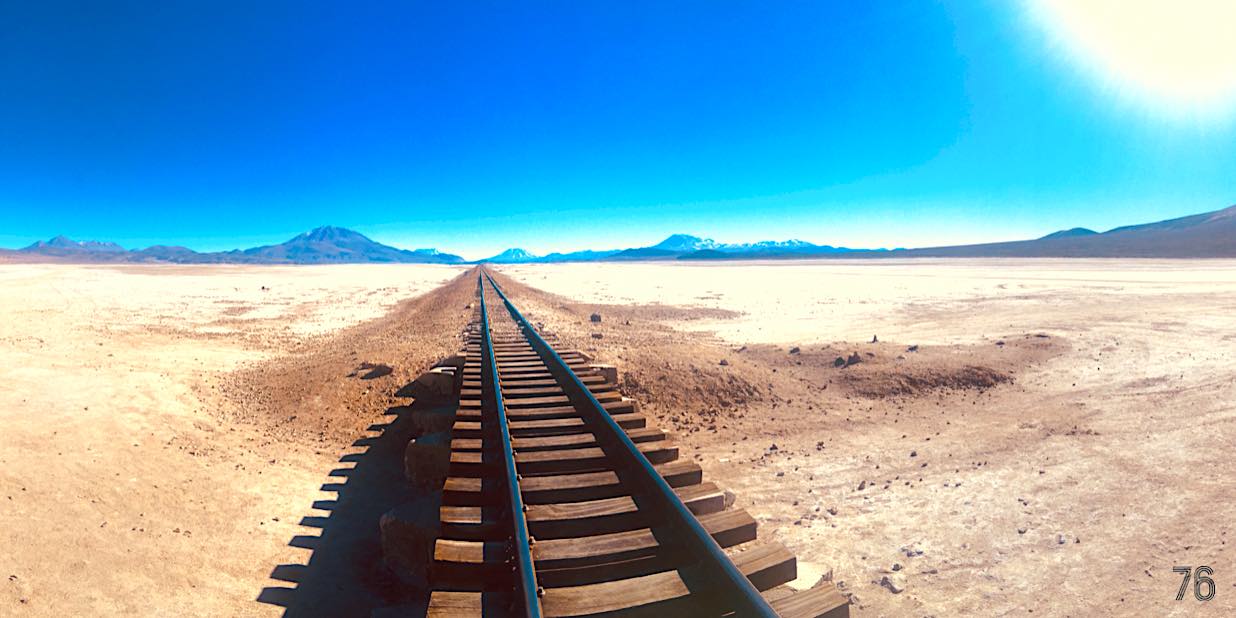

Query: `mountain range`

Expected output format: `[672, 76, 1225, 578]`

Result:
[5, 226, 464, 264]
[893, 204, 1236, 258]
[4, 204, 1235, 264]
[478, 233, 889, 263]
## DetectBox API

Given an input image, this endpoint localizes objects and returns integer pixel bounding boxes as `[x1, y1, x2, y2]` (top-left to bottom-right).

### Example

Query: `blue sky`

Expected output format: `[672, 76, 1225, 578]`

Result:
[2, 1, 1234, 259]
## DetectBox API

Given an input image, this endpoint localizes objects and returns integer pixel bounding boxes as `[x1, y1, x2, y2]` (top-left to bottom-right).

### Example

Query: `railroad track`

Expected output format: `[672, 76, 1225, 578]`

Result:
[421, 270, 849, 617]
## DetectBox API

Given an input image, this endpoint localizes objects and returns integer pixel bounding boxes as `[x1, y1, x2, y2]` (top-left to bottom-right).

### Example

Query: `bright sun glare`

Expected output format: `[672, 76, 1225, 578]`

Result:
[1029, 0, 1236, 115]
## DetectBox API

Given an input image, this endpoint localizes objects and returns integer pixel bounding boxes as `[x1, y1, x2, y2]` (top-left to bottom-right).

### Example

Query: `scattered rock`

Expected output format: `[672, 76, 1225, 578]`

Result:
[789, 346, 801, 355]
[857, 480, 867, 491]
[591, 333, 603, 339]
[891, 563, 902, 572]
[395, 368, 457, 402]
[1018, 527, 1027, 534]
[359, 363, 394, 380]
[871, 335, 879, 343]
[910, 450, 917, 457]
[845, 352, 862, 367]
[1057, 534, 1067, 545]
[719, 359, 729, 366]
[907, 345, 919, 352]
[996, 340, 1005, 346]
[589, 313, 602, 323]
[879, 574, 905, 594]
[833, 357, 847, 368]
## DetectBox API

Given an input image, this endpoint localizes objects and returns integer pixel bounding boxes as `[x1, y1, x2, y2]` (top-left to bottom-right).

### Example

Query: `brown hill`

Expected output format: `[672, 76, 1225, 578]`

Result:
[898, 205, 1236, 258]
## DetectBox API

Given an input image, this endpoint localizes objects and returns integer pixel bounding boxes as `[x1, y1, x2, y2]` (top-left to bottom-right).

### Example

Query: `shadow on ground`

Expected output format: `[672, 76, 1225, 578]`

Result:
[257, 391, 454, 617]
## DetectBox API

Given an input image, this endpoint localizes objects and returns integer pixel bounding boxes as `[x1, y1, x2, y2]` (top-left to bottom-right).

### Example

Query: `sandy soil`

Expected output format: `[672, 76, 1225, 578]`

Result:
[0, 264, 469, 616]
[3, 259, 1234, 617]
[495, 259, 1236, 617]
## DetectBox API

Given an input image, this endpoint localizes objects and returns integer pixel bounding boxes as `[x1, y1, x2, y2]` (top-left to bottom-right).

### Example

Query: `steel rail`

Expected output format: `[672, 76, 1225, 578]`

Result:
[483, 271, 780, 617]
[478, 274, 543, 617]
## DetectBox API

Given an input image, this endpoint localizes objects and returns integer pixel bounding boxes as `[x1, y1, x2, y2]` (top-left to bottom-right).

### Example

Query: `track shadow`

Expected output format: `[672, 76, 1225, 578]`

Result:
[258, 391, 456, 617]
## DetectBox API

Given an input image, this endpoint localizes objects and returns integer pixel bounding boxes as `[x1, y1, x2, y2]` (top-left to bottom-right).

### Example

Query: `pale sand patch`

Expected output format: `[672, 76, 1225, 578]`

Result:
[0, 264, 463, 616]
[499, 258, 1236, 344]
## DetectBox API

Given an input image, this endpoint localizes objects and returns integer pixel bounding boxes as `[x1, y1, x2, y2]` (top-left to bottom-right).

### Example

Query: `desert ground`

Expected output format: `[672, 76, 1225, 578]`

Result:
[2, 259, 1235, 617]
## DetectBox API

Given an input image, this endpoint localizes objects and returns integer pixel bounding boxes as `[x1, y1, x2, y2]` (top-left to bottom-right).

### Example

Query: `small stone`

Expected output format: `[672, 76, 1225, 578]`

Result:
[833, 357, 847, 367]
[589, 313, 602, 323]
[891, 563, 902, 571]
[910, 450, 917, 457]
[1018, 527, 1027, 534]
[871, 335, 879, 343]
[857, 480, 867, 491]
[591, 333, 603, 339]
[846, 352, 862, 366]
[879, 574, 905, 594]
[719, 359, 729, 366]
[907, 345, 919, 352]
[789, 346, 801, 355]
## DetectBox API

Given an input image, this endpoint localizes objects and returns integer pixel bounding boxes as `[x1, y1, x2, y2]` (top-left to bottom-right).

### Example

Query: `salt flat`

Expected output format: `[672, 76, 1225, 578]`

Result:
[499, 258, 1236, 344]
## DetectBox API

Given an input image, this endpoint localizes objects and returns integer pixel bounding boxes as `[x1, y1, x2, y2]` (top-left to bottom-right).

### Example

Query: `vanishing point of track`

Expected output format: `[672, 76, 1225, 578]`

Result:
[423, 270, 849, 617]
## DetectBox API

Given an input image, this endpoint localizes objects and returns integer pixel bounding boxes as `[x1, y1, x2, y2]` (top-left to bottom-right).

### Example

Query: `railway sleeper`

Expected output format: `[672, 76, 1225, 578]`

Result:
[430, 508, 759, 590]
[437, 482, 724, 541]
[451, 412, 646, 440]
[427, 539, 797, 617]
[442, 460, 703, 506]
[447, 441, 680, 477]
[450, 426, 669, 453]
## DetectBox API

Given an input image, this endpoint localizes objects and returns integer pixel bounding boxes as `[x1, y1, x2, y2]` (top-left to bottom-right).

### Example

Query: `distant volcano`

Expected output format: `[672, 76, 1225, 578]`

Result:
[22, 235, 128, 255]
[480, 248, 539, 263]
[240, 226, 463, 264]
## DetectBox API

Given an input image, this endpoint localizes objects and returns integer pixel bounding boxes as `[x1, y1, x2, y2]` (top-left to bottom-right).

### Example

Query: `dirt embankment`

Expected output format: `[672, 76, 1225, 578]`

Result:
[484, 269, 1062, 436]
[210, 268, 478, 447]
